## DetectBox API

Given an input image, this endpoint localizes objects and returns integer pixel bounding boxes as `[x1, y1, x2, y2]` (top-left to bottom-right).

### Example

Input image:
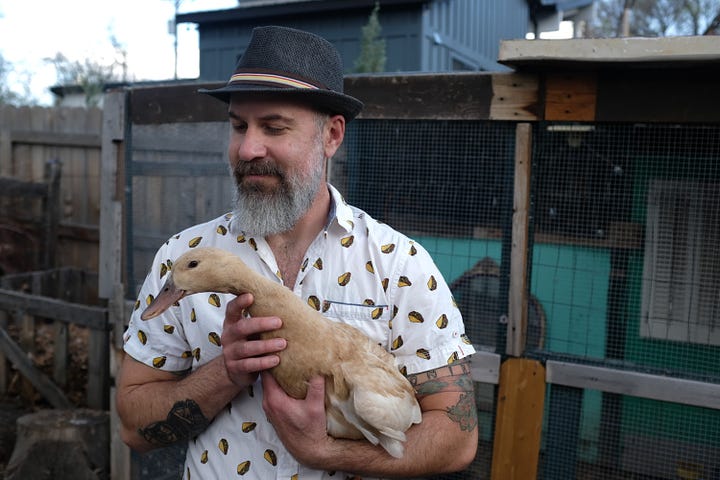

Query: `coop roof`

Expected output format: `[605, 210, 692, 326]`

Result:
[499, 36, 720, 70]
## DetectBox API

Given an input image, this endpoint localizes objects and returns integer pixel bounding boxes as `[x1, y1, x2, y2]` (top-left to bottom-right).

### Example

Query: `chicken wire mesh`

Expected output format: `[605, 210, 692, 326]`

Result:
[531, 122, 720, 480]
[339, 120, 720, 479]
[338, 119, 519, 479]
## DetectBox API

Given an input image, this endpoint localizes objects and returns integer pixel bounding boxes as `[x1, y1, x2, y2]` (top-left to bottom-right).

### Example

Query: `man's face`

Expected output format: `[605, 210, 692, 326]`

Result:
[226, 97, 328, 237]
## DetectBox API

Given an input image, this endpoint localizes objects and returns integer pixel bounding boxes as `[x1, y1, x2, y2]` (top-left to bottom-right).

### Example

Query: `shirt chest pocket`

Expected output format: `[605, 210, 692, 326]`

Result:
[321, 300, 392, 349]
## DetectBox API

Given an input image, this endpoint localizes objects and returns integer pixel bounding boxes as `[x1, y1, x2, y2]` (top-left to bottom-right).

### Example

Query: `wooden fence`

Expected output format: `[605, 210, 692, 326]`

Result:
[0, 105, 103, 273]
[0, 105, 110, 428]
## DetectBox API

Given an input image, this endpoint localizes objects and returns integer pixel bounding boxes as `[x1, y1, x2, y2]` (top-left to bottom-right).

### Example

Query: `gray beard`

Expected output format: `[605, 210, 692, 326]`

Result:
[228, 160, 324, 237]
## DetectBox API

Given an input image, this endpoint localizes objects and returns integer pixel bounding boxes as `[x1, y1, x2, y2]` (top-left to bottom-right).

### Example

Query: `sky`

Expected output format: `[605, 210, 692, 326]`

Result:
[0, 1, 573, 106]
[0, 0, 237, 105]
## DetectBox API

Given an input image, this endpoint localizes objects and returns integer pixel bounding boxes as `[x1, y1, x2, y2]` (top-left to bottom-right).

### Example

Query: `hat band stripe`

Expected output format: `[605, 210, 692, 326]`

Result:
[228, 73, 319, 90]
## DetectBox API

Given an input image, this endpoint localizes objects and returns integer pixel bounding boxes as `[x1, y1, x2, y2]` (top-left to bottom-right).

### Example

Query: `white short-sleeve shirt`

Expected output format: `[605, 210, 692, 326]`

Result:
[123, 185, 475, 480]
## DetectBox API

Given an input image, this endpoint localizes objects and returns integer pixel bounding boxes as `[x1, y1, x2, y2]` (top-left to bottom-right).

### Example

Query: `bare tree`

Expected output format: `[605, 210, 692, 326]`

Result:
[0, 54, 35, 106]
[45, 33, 127, 107]
[589, 0, 720, 37]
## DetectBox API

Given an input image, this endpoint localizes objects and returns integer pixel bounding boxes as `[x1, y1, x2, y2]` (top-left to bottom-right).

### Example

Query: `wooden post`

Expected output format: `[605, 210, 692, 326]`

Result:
[42, 159, 61, 270]
[102, 90, 131, 479]
[87, 327, 110, 409]
[99, 91, 127, 300]
[17, 308, 35, 403]
[491, 358, 546, 480]
[52, 321, 68, 388]
[0, 309, 7, 394]
[507, 123, 532, 356]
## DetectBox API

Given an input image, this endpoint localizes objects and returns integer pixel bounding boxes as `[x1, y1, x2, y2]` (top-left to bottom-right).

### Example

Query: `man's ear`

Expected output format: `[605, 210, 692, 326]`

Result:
[323, 114, 346, 158]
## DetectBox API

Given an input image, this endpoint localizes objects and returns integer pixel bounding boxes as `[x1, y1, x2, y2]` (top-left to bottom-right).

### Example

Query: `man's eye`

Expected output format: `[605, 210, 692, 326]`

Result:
[265, 126, 285, 134]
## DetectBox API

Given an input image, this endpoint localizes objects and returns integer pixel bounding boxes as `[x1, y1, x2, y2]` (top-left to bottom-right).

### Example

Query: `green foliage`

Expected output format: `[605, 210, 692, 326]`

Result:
[354, 2, 386, 73]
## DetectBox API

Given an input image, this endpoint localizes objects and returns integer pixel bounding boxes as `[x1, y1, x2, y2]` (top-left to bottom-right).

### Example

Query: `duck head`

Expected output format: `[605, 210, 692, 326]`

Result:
[140, 247, 241, 320]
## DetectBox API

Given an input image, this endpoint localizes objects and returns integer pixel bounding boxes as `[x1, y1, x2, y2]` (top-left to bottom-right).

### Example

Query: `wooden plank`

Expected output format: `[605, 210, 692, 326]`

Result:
[544, 73, 597, 121]
[489, 73, 540, 121]
[18, 308, 35, 403]
[130, 82, 227, 124]
[546, 361, 720, 410]
[131, 160, 228, 177]
[491, 358, 546, 480]
[43, 159, 61, 269]
[0, 311, 7, 394]
[0, 325, 72, 409]
[0, 129, 11, 176]
[0, 177, 48, 196]
[0, 288, 108, 331]
[499, 36, 720, 67]
[99, 91, 126, 299]
[346, 73, 494, 120]
[110, 383, 131, 480]
[8, 130, 101, 148]
[53, 322, 68, 387]
[469, 350, 501, 384]
[87, 328, 109, 409]
[596, 68, 720, 123]
[507, 123, 532, 357]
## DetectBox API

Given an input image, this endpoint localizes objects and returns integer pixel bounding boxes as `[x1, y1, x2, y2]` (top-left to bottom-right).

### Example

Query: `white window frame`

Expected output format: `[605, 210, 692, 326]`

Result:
[641, 179, 720, 346]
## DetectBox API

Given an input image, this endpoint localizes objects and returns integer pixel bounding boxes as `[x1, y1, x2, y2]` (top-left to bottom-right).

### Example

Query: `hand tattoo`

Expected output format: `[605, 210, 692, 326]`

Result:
[139, 399, 210, 445]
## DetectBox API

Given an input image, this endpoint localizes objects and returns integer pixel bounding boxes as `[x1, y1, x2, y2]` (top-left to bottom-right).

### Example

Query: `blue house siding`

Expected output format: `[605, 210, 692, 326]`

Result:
[192, 6, 424, 79]
[422, 0, 528, 71]
[178, 0, 531, 81]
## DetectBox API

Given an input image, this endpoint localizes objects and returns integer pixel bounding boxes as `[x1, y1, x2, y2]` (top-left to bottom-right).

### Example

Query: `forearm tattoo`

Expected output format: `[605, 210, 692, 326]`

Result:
[139, 399, 210, 445]
[407, 361, 478, 432]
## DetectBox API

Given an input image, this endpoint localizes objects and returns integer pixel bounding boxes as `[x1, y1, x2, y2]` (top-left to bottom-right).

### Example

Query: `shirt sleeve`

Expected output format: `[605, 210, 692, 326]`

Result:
[123, 241, 194, 373]
[384, 236, 476, 375]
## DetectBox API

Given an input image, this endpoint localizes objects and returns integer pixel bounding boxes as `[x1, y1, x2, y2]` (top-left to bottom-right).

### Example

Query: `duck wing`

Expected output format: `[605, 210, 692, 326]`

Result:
[325, 333, 422, 458]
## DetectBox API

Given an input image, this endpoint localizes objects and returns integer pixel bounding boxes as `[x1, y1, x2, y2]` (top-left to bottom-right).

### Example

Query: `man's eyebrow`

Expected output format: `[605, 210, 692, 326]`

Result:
[227, 110, 296, 124]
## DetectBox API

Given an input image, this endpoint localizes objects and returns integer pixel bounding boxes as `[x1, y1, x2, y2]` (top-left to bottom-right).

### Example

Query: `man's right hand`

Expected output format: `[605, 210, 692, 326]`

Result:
[221, 293, 287, 388]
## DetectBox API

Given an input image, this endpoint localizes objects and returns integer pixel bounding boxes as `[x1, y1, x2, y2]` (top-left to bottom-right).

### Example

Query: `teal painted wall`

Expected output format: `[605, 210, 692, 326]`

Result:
[416, 236, 609, 453]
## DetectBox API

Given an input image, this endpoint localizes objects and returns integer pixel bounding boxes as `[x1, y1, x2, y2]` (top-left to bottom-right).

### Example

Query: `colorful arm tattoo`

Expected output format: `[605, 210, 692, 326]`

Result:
[407, 360, 478, 432]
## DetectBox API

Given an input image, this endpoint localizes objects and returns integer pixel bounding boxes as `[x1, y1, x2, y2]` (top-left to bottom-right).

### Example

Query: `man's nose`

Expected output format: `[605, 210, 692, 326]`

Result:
[237, 128, 267, 161]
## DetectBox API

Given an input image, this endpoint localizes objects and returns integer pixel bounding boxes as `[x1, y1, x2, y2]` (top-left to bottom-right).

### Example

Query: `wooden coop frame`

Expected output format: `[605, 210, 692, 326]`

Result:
[99, 36, 720, 480]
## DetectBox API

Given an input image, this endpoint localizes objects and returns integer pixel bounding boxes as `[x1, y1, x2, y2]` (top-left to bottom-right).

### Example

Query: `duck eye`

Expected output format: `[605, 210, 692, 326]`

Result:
[188, 260, 199, 268]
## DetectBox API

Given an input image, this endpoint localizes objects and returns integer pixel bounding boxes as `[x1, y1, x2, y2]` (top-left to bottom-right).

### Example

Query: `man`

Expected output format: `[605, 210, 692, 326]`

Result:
[116, 25, 477, 479]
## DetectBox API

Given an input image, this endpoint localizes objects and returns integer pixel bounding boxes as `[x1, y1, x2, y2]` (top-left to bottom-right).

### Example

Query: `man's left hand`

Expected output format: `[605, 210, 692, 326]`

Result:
[261, 372, 332, 466]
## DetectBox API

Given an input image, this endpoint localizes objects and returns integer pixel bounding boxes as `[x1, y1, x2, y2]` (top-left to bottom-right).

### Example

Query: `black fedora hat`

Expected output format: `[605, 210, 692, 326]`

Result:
[199, 26, 363, 121]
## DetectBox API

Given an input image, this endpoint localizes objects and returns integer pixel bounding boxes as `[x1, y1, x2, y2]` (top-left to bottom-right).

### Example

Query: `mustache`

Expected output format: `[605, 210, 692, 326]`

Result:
[233, 162, 284, 181]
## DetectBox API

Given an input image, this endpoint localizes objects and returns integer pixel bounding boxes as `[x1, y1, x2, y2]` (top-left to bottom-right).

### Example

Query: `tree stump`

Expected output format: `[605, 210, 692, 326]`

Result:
[5, 409, 109, 480]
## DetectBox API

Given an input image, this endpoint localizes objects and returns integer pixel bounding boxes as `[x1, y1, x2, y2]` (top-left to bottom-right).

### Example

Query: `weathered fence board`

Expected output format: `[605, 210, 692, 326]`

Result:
[0, 288, 107, 331]
[0, 325, 72, 409]
[0, 105, 102, 273]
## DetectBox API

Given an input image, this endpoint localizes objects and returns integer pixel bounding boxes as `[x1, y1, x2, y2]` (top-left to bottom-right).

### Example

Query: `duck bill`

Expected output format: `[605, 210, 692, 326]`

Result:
[140, 278, 186, 320]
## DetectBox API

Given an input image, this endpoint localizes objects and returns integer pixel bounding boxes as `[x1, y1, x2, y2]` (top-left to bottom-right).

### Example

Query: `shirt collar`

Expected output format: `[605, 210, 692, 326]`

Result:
[327, 184, 355, 233]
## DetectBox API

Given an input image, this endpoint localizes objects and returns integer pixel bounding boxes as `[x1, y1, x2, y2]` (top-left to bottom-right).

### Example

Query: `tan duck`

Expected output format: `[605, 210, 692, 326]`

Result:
[141, 246, 422, 458]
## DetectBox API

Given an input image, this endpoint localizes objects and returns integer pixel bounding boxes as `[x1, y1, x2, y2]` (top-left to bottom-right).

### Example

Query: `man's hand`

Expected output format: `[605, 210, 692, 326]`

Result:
[261, 372, 333, 467]
[221, 293, 287, 388]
